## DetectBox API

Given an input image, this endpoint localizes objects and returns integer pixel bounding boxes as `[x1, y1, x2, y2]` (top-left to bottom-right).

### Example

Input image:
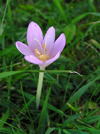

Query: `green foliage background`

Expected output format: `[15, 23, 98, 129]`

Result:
[0, 0, 100, 133]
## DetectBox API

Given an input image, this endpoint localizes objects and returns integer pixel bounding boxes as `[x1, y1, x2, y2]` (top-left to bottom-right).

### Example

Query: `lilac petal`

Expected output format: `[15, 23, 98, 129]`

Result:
[15, 41, 34, 56]
[25, 52, 60, 69]
[50, 34, 66, 58]
[27, 21, 43, 52]
[39, 52, 60, 69]
[43, 26, 55, 54]
[25, 55, 43, 65]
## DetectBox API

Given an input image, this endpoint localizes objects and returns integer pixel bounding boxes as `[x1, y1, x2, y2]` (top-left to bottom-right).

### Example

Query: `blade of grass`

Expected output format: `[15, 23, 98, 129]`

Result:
[82, 115, 100, 124]
[63, 74, 71, 104]
[63, 24, 76, 44]
[0, 71, 23, 79]
[72, 12, 100, 24]
[53, 0, 67, 23]
[96, 117, 100, 129]
[2, 37, 7, 72]
[0, 70, 82, 79]
[67, 75, 100, 106]
[0, 108, 10, 128]
[38, 87, 51, 133]
[63, 129, 72, 134]
[8, 61, 13, 102]
[45, 127, 55, 134]
[7, 0, 15, 43]
[16, 90, 69, 118]
[0, 0, 9, 35]
[62, 114, 81, 129]
[0, 120, 26, 134]
[67, 129, 89, 134]
[88, 0, 96, 12]
[20, 82, 34, 128]
[80, 126, 100, 134]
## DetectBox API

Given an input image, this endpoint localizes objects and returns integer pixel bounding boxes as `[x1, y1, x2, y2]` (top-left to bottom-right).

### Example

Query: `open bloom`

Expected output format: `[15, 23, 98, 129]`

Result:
[15, 21, 66, 69]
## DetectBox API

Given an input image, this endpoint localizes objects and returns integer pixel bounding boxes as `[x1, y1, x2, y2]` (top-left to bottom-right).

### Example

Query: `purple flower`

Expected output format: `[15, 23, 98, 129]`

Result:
[15, 21, 66, 69]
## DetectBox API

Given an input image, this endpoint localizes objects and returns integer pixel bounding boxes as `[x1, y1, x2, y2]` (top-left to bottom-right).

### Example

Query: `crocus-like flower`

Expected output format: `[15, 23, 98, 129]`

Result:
[15, 21, 66, 69]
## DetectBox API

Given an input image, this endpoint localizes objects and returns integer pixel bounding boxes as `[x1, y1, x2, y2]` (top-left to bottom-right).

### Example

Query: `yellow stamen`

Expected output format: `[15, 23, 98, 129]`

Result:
[35, 49, 42, 57]
[43, 44, 47, 51]
[39, 54, 49, 59]
[35, 49, 49, 62]
[39, 54, 49, 62]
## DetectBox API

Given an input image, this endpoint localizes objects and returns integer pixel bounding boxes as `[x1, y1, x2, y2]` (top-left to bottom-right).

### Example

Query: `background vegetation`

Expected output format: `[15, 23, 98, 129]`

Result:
[0, 0, 100, 133]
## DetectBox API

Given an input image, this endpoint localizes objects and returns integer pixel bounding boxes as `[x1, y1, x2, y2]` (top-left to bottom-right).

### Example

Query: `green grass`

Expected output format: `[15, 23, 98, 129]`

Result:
[0, 0, 100, 133]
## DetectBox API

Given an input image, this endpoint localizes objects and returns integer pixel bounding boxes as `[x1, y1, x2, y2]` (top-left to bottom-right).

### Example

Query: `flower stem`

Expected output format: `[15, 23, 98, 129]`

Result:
[36, 68, 45, 109]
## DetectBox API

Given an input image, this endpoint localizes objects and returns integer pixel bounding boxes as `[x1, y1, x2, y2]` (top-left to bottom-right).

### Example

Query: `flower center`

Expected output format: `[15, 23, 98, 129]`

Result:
[35, 43, 49, 62]
[33, 38, 49, 62]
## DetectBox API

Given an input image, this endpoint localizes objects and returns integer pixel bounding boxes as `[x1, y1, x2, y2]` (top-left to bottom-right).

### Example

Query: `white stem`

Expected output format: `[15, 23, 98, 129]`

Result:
[36, 68, 45, 109]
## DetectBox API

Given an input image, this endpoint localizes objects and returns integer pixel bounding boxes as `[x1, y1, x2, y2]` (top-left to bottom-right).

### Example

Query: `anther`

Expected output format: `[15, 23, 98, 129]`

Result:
[35, 49, 42, 57]
[43, 44, 47, 51]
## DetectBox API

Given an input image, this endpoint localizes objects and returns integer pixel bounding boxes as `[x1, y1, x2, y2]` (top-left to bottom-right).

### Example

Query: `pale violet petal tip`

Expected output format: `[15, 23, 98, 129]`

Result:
[50, 33, 66, 58]
[43, 26, 55, 54]
[16, 41, 34, 56]
[27, 21, 43, 52]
